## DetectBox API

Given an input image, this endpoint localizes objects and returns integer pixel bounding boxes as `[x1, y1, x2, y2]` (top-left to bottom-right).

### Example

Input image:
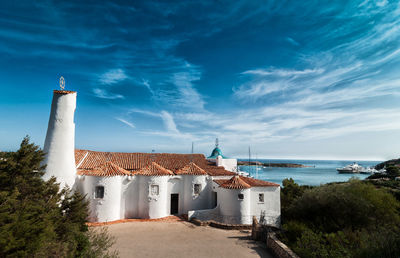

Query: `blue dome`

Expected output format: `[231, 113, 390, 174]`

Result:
[208, 147, 227, 159]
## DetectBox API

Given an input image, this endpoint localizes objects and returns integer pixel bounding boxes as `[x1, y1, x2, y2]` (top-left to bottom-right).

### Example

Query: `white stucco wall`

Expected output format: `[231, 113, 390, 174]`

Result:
[148, 176, 169, 218]
[250, 186, 281, 227]
[43, 91, 77, 189]
[182, 175, 209, 213]
[137, 176, 170, 219]
[84, 176, 122, 222]
[121, 175, 138, 219]
[79, 174, 280, 225]
[220, 159, 238, 172]
[188, 205, 221, 221]
[217, 188, 252, 224]
[208, 157, 238, 172]
[167, 176, 183, 214]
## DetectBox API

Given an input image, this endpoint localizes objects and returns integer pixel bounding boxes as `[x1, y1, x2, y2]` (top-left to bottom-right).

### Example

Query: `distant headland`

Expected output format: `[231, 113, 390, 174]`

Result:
[237, 161, 310, 168]
[375, 158, 400, 169]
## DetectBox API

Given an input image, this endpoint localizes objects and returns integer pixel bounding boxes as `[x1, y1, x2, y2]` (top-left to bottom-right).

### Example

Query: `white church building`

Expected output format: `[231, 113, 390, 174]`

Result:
[42, 88, 281, 226]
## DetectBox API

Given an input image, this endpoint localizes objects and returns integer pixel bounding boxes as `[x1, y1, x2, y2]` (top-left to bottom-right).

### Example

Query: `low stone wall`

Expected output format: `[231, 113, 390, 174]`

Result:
[188, 206, 221, 221]
[190, 218, 251, 230]
[251, 216, 298, 258]
[266, 233, 299, 258]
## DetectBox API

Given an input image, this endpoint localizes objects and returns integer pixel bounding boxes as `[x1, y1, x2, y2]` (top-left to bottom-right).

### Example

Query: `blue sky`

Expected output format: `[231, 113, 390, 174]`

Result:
[1, 0, 400, 160]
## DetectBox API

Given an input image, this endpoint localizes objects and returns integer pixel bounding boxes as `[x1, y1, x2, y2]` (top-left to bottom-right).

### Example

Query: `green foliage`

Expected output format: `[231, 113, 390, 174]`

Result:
[375, 159, 400, 170]
[369, 166, 400, 180]
[386, 166, 400, 178]
[0, 136, 118, 257]
[368, 179, 400, 201]
[280, 179, 400, 258]
[280, 178, 312, 221]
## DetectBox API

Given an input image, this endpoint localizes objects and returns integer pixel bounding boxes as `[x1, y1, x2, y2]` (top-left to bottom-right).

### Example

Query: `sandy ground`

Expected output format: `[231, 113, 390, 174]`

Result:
[105, 220, 272, 258]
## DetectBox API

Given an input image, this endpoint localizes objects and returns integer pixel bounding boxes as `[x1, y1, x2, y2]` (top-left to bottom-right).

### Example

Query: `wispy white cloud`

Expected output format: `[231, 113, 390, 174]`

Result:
[171, 69, 205, 110]
[116, 117, 135, 128]
[160, 111, 179, 133]
[235, 68, 325, 99]
[129, 108, 160, 117]
[99, 69, 128, 85]
[141, 79, 154, 95]
[285, 37, 300, 46]
[241, 68, 323, 77]
[148, 61, 206, 110]
[93, 88, 124, 99]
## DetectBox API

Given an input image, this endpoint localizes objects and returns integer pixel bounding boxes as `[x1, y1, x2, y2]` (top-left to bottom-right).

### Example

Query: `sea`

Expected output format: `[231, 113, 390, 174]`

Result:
[238, 159, 382, 186]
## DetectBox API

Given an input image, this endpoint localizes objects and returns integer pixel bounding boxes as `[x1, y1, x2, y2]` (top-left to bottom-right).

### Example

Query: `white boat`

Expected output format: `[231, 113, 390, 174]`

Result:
[237, 170, 251, 177]
[337, 162, 364, 174]
[378, 168, 387, 174]
[360, 167, 378, 174]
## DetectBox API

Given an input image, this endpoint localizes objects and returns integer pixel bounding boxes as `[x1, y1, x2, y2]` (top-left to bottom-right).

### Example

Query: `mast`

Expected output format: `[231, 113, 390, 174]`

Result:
[256, 153, 258, 179]
[248, 146, 251, 177]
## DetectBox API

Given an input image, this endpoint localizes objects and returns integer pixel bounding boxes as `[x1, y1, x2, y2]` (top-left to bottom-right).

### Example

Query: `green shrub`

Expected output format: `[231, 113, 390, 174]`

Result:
[280, 179, 400, 258]
[0, 136, 118, 257]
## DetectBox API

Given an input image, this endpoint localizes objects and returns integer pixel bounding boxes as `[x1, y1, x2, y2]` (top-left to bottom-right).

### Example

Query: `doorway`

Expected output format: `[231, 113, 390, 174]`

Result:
[170, 194, 179, 214]
[212, 192, 217, 208]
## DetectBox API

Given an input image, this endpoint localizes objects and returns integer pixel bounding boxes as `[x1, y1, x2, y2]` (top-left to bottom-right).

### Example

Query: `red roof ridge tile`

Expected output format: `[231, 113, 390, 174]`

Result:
[175, 162, 207, 175]
[214, 176, 280, 188]
[135, 162, 174, 176]
[239, 176, 280, 187]
[219, 175, 251, 189]
[77, 161, 131, 177]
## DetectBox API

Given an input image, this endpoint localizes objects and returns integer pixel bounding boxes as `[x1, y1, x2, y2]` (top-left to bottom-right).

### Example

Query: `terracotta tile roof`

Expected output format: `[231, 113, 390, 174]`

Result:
[217, 176, 251, 189]
[74, 149, 235, 177]
[135, 162, 174, 176]
[175, 162, 207, 175]
[75, 149, 87, 165]
[214, 176, 279, 189]
[77, 161, 132, 177]
[240, 176, 280, 187]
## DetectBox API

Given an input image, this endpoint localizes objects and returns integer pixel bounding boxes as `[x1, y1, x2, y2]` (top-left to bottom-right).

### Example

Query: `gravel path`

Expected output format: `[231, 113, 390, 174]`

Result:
[105, 220, 272, 258]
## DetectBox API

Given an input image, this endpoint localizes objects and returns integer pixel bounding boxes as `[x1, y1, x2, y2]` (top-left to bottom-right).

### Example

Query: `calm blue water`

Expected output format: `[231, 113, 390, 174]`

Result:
[238, 159, 382, 186]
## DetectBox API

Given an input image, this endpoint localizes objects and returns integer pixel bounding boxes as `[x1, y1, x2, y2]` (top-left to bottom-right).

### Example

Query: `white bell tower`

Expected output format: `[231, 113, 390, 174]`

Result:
[43, 77, 77, 189]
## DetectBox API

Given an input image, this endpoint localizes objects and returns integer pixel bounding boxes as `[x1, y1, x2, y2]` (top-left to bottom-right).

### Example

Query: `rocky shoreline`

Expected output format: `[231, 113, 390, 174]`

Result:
[237, 161, 310, 168]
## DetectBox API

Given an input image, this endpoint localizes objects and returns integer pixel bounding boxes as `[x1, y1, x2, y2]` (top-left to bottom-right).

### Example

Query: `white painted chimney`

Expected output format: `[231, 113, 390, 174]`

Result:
[43, 90, 77, 189]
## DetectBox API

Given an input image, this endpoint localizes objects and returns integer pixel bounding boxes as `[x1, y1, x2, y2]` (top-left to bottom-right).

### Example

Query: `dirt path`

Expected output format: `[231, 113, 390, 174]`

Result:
[105, 220, 272, 258]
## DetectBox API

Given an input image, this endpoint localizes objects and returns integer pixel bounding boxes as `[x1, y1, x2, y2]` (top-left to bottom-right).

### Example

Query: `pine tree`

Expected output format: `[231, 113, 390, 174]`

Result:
[0, 136, 117, 257]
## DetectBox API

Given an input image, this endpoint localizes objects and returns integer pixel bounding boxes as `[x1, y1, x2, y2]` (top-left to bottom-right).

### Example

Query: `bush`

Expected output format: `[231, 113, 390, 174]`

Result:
[280, 179, 400, 258]
[281, 178, 312, 221]
[0, 136, 118, 257]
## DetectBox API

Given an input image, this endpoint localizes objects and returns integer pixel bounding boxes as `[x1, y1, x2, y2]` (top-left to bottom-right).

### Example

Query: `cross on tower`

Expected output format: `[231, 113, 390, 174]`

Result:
[59, 76, 65, 90]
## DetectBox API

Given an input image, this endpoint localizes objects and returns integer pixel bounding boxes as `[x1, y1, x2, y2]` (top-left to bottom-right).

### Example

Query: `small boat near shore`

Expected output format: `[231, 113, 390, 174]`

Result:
[360, 167, 378, 174]
[337, 162, 363, 173]
[337, 162, 378, 174]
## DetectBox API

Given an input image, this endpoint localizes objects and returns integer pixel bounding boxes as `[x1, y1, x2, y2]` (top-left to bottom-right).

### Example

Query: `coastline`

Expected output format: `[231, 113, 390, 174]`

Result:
[237, 160, 310, 168]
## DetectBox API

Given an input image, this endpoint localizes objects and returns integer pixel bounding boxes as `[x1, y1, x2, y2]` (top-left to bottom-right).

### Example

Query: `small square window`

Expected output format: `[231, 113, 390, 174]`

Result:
[95, 186, 104, 199]
[259, 193, 264, 203]
[194, 184, 201, 195]
[238, 194, 244, 200]
[151, 185, 159, 196]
